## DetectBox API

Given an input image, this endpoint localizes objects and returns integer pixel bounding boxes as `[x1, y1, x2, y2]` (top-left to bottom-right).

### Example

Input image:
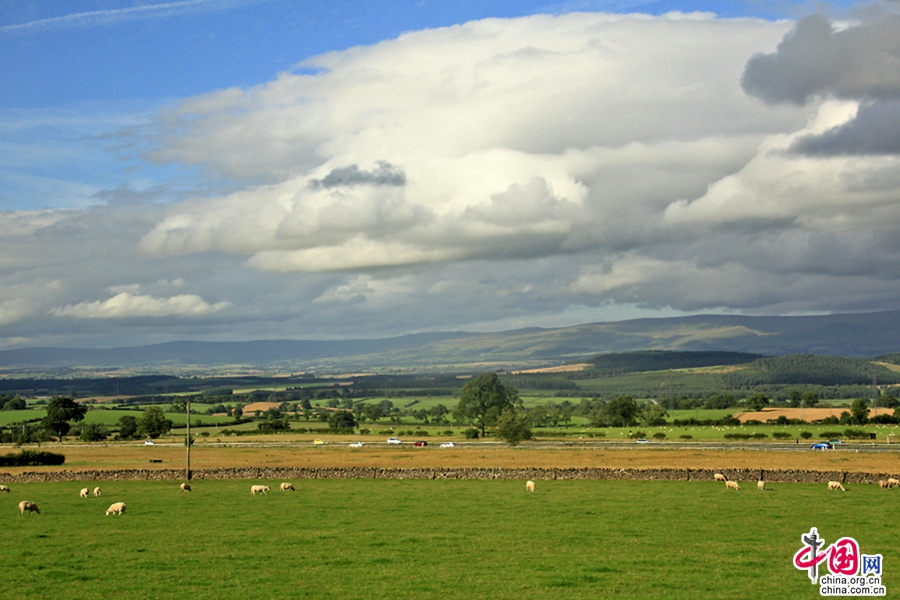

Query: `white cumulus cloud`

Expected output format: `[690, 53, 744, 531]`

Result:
[52, 293, 231, 319]
[142, 12, 804, 273]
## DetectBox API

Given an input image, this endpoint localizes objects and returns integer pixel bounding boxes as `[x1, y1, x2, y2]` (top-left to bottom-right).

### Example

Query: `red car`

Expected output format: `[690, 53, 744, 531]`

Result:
[413, 440, 428, 447]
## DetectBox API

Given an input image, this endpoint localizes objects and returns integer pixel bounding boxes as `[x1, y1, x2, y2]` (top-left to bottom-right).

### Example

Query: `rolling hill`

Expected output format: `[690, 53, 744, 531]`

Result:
[3, 310, 900, 372]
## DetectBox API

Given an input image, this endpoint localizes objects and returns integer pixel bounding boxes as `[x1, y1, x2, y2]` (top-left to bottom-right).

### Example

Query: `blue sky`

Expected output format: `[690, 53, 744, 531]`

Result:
[1, 0, 898, 349]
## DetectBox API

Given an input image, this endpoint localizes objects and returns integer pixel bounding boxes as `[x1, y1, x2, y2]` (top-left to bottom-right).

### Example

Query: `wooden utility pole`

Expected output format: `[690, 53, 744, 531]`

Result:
[185, 398, 191, 480]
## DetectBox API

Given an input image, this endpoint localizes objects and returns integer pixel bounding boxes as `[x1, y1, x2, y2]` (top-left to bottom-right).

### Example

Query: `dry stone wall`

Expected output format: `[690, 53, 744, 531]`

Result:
[1, 467, 897, 484]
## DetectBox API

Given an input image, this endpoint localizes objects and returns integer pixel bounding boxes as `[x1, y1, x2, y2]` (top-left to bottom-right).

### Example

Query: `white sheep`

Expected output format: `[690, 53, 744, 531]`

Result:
[279, 482, 294, 492]
[79, 487, 89, 498]
[887, 478, 900, 488]
[18, 500, 40, 515]
[714, 473, 726, 482]
[93, 487, 101, 497]
[757, 480, 765, 491]
[879, 480, 890, 489]
[0, 484, 9, 493]
[725, 480, 740, 491]
[525, 480, 536, 492]
[251, 485, 270, 496]
[180, 482, 191, 492]
[105, 502, 126, 515]
[827, 481, 846, 491]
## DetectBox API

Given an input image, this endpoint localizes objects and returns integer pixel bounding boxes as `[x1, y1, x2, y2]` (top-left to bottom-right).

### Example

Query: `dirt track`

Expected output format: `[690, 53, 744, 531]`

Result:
[5, 441, 899, 475]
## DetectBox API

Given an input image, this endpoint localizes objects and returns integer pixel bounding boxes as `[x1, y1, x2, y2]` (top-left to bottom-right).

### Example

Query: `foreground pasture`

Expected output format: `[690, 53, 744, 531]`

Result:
[1, 479, 896, 599]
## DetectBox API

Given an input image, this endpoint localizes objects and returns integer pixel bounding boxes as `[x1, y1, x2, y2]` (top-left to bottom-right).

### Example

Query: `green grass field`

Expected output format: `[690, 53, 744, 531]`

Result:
[1, 479, 894, 599]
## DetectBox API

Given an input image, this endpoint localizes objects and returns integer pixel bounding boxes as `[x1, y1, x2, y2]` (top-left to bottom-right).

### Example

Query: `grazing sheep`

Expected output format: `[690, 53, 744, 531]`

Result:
[827, 481, 846, 491]
[0, 485, 9, 493]
[18, 501, 40, 515]
[105, 502, 126, 516]
[180, 482, 191, 492]
[714, 473, 726, 482]
[725, 480, 740, 491]
[757, 480, 765, 491]
[280, 482, 294, 492]
[888, 478, 900, 488]
[93, 487, 101, 497]
[525, 480, 536, 492]
[250, 485, 270, 496]
[79, 487, 89, 498]
[879, 480, 890, 489]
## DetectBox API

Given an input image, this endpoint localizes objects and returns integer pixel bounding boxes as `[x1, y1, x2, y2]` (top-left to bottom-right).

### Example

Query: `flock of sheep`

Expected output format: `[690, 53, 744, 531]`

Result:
[7, 480, 299, 516]
[523, 474, 900, 493]
[7, 474, 898, 513]
[713, 472, 900, 492]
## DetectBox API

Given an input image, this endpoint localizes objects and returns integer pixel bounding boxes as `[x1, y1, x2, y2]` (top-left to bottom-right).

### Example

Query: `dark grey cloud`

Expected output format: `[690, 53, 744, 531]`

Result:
[791, 101, 900, 155]
[741, 13, 900, 106]
[308, 161, 407, 190]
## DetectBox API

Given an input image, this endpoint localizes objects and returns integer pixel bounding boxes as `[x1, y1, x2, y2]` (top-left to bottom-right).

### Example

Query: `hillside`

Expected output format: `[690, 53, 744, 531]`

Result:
[2, 310, 900, 372]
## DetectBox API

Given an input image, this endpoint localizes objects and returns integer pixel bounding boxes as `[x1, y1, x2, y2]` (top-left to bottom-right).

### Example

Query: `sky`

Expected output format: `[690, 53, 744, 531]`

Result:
[1, 0, 899, 349]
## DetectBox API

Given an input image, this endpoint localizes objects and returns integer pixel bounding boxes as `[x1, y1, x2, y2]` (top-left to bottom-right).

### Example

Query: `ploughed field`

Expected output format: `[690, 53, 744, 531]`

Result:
[3, 478, 896, 599]
[6, 439, 900, 474]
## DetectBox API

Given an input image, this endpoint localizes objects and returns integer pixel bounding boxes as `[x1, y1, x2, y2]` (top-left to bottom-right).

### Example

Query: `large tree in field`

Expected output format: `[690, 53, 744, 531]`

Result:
[495, 408, 532, 446]
[454, 372, 520, 437]
[138, 406, 174, 439]
[42, 397, 87, 441]
[601, 395, 639, 427]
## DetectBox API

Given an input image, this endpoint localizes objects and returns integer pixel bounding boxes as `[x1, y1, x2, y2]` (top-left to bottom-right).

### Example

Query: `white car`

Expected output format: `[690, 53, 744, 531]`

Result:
[440, 442, 456, 448]
[387, 437, 402, 445]
[143, 440, 155, 445]
[349, 441, 364, 448]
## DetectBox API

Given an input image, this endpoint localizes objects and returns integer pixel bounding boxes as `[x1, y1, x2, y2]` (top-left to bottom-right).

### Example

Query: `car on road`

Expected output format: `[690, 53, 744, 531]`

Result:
[143, 440, 155, 445]
[440, 442, 456, 448]
[349, 441, 364, 448]
[414, 440, 428, 447]
[313, 439, 325, 445]
[635, 438, 650, 444]
[811, 442, 832, 450]
[387, 437, 402, 445]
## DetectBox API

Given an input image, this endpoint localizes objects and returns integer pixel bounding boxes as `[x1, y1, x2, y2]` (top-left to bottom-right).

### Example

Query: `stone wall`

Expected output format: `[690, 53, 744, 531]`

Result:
[1, 466, 897, 484]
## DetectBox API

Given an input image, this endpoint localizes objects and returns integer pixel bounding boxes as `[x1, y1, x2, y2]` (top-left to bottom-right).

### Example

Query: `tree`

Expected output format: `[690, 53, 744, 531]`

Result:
[42, 397, 87, 441]
[138, 406, 173, 439]
[329, 410, 358, 430]
[454, 373, 520, 437]
[80, 423, 108, 442]
[601, 396, 639, 427]
[850, 398, 870, 425]
[705, 393, 736, 410]
[874, 394, 899, 409]
[495, 408, 532, 446]
[117, 415, 138, 439]
[745, 393, 769, 412]
[3, 397, 26, 411]
[801, 391, 819, 408]
[640, 404, 668, 426]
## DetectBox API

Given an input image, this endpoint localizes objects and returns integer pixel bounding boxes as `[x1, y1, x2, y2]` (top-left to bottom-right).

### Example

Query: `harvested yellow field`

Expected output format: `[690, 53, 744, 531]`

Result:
[240, 402, 282, 413]
[3, 439, 897, 475]
[735, 407, 894, 422]
[512, 363, 590, 374]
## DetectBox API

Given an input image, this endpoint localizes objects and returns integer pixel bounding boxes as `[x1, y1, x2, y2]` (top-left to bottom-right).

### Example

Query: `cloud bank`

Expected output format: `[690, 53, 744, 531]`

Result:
[6, 9, 900, 347]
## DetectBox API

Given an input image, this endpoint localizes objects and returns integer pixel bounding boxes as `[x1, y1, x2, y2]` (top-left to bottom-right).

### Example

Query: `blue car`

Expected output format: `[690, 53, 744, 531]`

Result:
[810, 442, 832, 450]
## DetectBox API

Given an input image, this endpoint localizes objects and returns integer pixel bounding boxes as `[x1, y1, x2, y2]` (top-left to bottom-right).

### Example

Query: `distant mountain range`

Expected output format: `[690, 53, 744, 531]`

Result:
[3, 310, 900, 372]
